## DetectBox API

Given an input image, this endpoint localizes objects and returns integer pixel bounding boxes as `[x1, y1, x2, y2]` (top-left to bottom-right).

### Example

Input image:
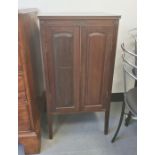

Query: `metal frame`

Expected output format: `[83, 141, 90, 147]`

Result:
[111, 42, 137, 143]
[122, 43, 137, 115]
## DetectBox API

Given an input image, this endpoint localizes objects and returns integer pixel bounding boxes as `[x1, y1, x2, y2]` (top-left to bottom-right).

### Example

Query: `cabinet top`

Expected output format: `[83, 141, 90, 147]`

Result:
[18, 8, 38, 14]
[38, 12, 121, 20]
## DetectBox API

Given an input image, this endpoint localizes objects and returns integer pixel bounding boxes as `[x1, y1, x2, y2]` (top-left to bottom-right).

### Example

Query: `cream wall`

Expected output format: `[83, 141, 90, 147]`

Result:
[18, 0, 137, 92]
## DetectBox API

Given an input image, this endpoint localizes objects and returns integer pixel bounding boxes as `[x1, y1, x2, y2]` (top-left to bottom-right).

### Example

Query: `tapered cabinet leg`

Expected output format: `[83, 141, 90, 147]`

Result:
[104, 109, 110, 135]
[47, 115, 53, 139]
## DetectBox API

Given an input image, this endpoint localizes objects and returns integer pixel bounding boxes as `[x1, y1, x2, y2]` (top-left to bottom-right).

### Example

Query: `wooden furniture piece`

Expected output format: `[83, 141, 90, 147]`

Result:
[18, 9, 43, 154]
[39, 14, 120, 139]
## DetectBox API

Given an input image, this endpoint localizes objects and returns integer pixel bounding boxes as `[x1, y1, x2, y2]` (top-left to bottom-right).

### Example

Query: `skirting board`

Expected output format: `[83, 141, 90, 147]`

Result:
[111, 92, 124, 102]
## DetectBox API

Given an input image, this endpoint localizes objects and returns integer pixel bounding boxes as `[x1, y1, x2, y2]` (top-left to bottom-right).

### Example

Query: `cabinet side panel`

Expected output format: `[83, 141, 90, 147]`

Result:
[18, 104, 31, 131]
[18, 10, 41, 154]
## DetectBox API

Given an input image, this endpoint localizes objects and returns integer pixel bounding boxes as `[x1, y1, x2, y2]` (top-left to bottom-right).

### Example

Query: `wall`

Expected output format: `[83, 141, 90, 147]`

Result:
[18, 0, 137, 92]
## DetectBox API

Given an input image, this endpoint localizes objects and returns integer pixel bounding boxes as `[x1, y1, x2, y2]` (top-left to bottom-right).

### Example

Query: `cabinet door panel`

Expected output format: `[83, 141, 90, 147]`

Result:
[81, 26, 113, 111]
[45, 26, 80, 112]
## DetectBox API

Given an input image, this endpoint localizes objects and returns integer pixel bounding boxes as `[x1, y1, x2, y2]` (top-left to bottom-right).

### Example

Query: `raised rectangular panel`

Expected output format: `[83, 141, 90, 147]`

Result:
[81, 26, 113, 110]
[45, 26, 80, 112]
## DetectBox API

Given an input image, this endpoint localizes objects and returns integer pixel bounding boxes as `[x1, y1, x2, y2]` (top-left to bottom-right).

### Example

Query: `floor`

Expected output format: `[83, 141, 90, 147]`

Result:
[34, 102, 137, 155]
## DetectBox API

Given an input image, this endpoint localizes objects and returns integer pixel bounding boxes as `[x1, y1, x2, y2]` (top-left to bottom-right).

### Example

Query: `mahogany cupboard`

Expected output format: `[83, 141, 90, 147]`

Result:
[18, 9, 43, 154]
[39, 14, 121, 139]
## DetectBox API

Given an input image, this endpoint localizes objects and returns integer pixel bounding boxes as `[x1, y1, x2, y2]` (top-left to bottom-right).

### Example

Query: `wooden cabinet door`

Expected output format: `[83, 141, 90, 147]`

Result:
[81, 25, 114, 111]
[43, 26, 80, 113]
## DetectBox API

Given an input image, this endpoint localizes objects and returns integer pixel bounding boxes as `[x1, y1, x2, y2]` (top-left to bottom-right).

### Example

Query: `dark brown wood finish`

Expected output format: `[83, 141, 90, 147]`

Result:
[81, 25, 114, 111]
[45, 26, 80, 113]
[39, 15, 120, 138]
[18, 9, 44, 154]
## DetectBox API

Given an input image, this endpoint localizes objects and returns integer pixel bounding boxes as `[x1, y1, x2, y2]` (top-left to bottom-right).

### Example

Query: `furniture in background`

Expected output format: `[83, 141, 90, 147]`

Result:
[18, 9, 44, 154]
[125, 28, 137, 125]
[39, 14, 121, 139]
[111, 42, 137, 143]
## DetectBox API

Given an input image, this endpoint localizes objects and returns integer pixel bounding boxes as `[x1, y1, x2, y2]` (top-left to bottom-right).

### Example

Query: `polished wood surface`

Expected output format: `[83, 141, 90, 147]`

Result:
[18, 9, 43, 154]
[81, 25, 113, 111]
[18, 104, 31, 131]
[39, 15, 120, 138]
[45, 26, 80, 113]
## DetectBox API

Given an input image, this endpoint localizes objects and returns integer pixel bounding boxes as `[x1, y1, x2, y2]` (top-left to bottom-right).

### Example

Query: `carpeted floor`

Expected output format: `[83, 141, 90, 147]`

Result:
[33, 102, 137, 155]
